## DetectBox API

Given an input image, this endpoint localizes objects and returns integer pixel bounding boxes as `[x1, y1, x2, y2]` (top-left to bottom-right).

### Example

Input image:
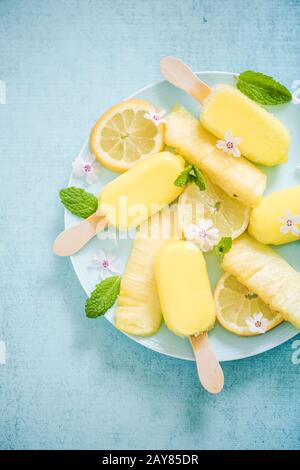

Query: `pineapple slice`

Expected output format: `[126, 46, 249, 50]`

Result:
[115, 208, 181, 336]
[222, 234, 300, 329]
[165, 105, 266, 207]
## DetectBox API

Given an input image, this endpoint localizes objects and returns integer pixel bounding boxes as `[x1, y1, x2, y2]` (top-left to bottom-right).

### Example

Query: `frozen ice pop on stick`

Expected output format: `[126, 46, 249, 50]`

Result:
[248, 185, 300, 245]
[99, 152, 184, 230]
[155, 240, 224, 393]
[222, 234, 300, 329]
[201, 85, 289, 166]
[53, 152, 185, 256]
[165, 105, 266, 207]
[161, 57, 290, 166]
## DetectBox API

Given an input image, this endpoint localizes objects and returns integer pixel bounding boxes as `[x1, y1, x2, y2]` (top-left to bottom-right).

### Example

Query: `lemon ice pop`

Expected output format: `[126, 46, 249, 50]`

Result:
[201, 85, 290, 166]
[53, 151, 185, 256]
[161, 57, 290, 167]
[155, 240, 223, 393]
[99, 151, 185, 230]
[248, 185, 300, 245]
[155, 240, 215, 336]
[222, 234, 300, 329]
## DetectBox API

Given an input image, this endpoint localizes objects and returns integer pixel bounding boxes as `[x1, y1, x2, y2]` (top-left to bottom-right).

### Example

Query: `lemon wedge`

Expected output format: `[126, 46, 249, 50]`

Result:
[178, 173, 250, 239]
[89, 99, 164, 172]
[214, 273, 282, 336]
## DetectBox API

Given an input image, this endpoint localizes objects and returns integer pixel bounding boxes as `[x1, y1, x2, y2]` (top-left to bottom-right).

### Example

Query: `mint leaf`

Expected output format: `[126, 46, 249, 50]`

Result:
[59, 187, 98, 219]
[174, 165, 193, 187]
[214, 237, 232, 257]
[85, 275, 121, 318]
[174, 165, 206, 190]
[192, 166, 206, 191]
[236, 71, 292, 105]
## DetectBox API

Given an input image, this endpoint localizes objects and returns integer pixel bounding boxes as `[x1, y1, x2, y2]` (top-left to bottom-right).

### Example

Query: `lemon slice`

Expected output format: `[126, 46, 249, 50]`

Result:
[178, 173, 250, 239]
[214, 273, 283, 336]
[89, 99, 164, 172]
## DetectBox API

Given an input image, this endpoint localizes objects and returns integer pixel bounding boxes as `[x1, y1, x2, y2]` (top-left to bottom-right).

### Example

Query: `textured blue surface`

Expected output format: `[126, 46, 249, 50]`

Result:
[0, 0, 299, 450]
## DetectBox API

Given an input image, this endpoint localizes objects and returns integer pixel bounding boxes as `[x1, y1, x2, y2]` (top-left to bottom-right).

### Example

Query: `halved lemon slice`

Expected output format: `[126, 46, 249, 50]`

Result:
[89, 99, 164, 172]
[178, 173, 250, 239]
[214, 273, 283, 336]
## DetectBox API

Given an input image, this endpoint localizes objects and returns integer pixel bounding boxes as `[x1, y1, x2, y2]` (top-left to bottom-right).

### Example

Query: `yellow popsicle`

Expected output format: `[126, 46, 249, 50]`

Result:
[155, 240, 216, 336]
[200, 85, 290, 166]
[248, 185, 300, 245]
[165, 105, 266, 207]
[98, 152, 185, 230]
[222, 234, 300, 329]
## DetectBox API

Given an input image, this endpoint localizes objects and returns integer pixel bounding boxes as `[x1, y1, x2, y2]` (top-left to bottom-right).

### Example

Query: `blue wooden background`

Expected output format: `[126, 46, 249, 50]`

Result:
[0, 0, 299, 450]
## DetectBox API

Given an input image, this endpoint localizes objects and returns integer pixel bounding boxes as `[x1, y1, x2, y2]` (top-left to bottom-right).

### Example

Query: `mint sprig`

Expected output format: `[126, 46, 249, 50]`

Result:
[236, 71, 292, 105]
[85, 275, 121, 318]
[174, 165, 206, 190]
[59, 187, 98, 219]
[214, 237, 232, 257]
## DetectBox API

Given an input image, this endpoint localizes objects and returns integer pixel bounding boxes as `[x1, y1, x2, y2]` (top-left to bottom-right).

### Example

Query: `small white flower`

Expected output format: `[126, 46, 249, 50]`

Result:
[184, 219, 220, 252]
[144, 107, 167, 125]
[72, 152, 101, 184]
[278, 210, 300, 236]
[216, 131, 241, 157]
[246, 313, 268, 334]
[90, 249, 120, 280]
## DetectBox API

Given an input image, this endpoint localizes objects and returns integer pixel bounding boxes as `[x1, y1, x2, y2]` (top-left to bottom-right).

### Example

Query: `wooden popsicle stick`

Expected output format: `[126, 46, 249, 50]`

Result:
[53, 212, 108, 257]
[189, 333, 224, 394]
[160, 56, 211, 103]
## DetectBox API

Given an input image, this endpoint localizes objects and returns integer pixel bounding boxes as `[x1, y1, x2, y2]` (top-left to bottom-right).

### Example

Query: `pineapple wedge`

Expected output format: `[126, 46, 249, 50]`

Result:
[115, 208, 181, 336]
[165, 105, 266, 207]
[222, 234, 300, 329]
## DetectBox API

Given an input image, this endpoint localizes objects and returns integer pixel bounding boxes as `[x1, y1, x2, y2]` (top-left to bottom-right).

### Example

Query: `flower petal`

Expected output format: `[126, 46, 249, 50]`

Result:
[260, 319, 269, 331]
[292, 215, 300, 224]
[72, 157, 85, 177]
[157, 108, 167, 118]
[93, 161, 102, 173]
[233, 136, 242, 145]
[216, 140, 226, 150]
[199, 237, 210, 252]
[199, 218, 213, 231]
[184, 223, 198, 240]
[245, 317, 255, 327]
[86, 171, 98, 184]
[224, 131, 233, 142]
[292, 225, 299, 235]
[86, 153, 95, 164]
[94, 249, 107, 262]
[207, 228, 220, 242]
[232, 146, 241, 158]
[248, 325, 260, 333]
[280, 225, 290, 234]
[253, 313, 263, 322]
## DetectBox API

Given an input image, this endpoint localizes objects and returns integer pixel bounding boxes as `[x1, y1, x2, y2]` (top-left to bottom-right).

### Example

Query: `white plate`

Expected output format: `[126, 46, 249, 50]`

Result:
[66, 71, 299, 361]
